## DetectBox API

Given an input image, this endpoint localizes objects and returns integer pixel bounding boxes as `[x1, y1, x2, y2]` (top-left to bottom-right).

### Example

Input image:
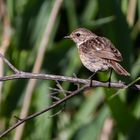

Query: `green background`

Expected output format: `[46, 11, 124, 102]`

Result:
[0, 0, 140, 139]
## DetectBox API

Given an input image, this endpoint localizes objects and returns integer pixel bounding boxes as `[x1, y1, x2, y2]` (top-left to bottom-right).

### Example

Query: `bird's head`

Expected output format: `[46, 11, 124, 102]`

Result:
[64, 28, 96, 45]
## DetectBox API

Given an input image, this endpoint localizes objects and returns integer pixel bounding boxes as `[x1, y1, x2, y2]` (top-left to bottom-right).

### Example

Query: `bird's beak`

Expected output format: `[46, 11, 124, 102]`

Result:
[64, 35, 71, 39]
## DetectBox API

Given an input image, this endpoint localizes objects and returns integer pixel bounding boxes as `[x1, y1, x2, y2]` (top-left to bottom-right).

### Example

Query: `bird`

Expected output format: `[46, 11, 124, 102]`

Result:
[64, 28, 130, 86]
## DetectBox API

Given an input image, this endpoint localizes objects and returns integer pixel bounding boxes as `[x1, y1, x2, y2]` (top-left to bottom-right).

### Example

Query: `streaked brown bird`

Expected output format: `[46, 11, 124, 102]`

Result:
[65, 28, 130, 86]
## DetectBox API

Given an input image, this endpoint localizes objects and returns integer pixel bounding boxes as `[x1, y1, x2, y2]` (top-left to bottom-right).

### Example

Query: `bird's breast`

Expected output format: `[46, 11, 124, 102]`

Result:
[78, 48, 110, 72]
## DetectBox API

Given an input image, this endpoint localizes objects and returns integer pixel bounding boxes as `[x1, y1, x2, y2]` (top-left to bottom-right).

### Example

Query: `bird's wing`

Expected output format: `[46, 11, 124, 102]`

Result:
[82, 36, 123, 62]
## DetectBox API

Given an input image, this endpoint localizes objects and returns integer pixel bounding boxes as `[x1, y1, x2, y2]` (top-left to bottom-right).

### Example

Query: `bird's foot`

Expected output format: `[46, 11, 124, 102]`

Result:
[90, 79, 92, 87]
[88, 72, 96, 87]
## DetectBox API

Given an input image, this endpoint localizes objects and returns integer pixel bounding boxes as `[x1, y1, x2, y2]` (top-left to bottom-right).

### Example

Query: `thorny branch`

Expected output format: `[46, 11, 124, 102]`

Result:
[0, 53, 140, 138]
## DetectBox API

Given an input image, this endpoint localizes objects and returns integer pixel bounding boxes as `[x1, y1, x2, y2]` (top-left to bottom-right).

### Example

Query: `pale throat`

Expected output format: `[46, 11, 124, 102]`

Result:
[76, 38, 89, 47]
[76, 35, 94, 47]
[77, 41, 85, 47]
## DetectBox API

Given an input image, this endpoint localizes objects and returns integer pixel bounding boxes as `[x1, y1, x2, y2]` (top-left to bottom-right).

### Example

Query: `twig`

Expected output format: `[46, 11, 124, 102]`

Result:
[56, 81, 65, 93]
[0, 71, 139, 89]
[49, 87, 72, 94]
[50, 95, 61, 101]
[0, 53, 19, 73]
[0, 85, 88, 138]
[14, 116, 23, 121]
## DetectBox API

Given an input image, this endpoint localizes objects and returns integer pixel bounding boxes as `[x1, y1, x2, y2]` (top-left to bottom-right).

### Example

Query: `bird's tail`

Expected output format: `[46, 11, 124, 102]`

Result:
[110, 61, 130, 76]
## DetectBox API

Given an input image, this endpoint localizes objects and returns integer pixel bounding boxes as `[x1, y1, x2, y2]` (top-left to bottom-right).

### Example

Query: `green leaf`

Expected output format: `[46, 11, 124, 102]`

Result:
[73, 106, 110, 140]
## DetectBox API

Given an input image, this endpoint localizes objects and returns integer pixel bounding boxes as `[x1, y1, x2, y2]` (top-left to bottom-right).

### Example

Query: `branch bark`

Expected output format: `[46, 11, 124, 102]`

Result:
[0, 52, 139, 90]
[0, 71, 139, 89]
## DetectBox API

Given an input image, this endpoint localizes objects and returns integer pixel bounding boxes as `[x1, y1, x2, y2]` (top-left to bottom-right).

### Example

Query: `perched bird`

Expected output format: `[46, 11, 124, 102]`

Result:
[64, 28, 130, 86]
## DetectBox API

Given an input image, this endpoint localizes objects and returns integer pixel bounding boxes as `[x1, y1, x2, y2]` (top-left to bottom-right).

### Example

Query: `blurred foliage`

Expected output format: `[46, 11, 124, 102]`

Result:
[0, 0, 140, 140]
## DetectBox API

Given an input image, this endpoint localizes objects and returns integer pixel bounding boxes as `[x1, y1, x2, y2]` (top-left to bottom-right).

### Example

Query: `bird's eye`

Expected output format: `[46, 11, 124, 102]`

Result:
[76, 33, 80, 37]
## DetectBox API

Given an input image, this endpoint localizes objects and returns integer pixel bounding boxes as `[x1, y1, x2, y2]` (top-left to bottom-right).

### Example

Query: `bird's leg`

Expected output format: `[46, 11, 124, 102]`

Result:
[108, 68, 112, 88]
[89, 72, 96, 87]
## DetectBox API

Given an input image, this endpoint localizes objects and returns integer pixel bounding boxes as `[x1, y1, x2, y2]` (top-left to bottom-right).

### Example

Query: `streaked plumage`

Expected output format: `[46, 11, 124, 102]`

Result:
[65, 28, 130, 76]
